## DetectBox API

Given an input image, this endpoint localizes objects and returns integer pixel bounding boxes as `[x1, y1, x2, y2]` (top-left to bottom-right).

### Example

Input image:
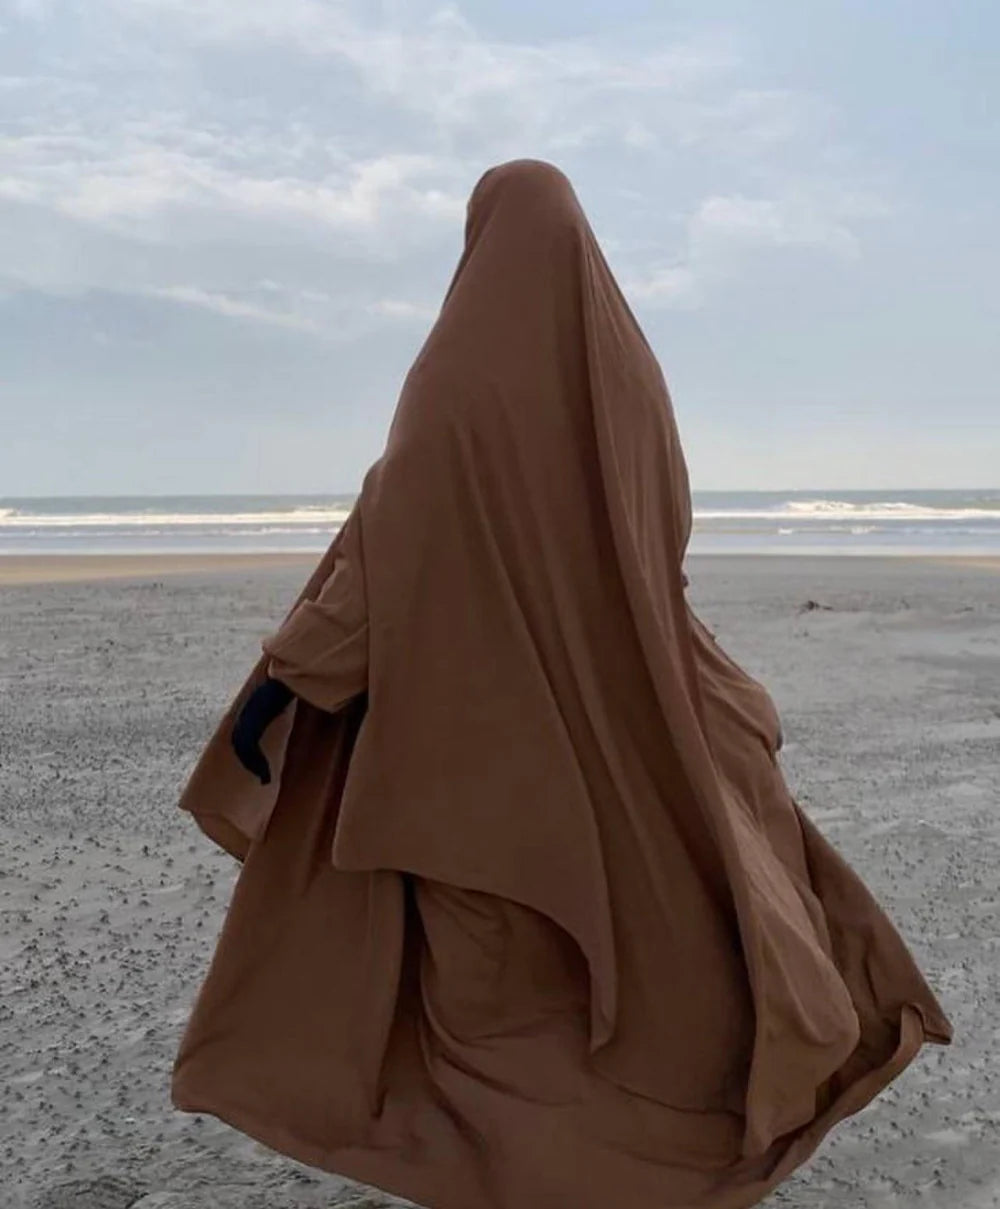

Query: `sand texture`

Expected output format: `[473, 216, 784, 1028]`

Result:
[1, 554, 997, 1208]
[0, 554, 317, 586]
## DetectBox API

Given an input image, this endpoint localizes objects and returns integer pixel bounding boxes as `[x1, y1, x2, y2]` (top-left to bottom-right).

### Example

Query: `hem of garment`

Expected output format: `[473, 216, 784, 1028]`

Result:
[181, 807, 249, 864]
[171, 1003, 937, 1209]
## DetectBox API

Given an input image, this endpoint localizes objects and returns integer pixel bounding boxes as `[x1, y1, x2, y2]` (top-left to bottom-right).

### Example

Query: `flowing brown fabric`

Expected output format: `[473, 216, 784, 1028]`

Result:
[171, 159, 953, 1209]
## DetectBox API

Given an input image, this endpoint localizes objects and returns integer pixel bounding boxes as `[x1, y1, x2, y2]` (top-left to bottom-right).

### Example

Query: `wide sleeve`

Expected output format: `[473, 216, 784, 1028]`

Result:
[261, 510, 369, 713]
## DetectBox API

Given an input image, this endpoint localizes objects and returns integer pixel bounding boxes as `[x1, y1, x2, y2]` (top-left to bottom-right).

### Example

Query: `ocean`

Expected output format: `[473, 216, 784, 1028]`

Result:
[2, 490, 999, 557]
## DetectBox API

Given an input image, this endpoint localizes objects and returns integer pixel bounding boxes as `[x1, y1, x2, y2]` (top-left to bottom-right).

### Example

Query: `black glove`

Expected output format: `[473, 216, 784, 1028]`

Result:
[231, 676, 295, 785]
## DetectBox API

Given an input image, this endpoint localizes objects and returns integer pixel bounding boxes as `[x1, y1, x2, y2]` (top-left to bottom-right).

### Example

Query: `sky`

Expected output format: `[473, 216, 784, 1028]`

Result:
[1, 0, 997, 495]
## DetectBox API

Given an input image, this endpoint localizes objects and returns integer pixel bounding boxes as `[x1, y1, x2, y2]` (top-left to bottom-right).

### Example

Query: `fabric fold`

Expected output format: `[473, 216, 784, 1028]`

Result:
[172, 158, 953, 1209]
[262, 507, 369, 713]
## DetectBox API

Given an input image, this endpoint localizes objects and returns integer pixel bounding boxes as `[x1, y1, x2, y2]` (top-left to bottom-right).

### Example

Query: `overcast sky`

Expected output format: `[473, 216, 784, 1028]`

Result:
[1, 0, 996, 495]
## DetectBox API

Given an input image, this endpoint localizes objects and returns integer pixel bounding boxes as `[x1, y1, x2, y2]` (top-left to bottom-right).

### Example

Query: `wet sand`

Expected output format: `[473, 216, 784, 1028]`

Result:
[1, 553, 997, 1208]
[0, 553, 316, 586]
[0, 550, 997, 587]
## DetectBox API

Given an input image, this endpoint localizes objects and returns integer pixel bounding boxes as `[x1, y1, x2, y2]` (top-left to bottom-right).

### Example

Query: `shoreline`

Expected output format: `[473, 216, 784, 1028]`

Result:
[0, 552, 317, 586]
[0, 549, 997, 586]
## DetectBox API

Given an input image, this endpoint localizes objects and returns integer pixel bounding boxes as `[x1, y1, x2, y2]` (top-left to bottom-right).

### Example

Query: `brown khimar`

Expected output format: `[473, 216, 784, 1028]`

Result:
[172, 159, 952, 1209]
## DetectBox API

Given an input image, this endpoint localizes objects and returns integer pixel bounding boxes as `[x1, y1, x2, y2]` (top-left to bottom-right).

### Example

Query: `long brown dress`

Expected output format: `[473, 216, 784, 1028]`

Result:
[171, 158, 953, 1209]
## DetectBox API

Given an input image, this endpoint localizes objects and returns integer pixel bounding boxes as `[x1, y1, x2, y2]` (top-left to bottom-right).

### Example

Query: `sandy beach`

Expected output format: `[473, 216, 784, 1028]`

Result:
[1, 552, 998, 1209]
[0, 553, 317, 587]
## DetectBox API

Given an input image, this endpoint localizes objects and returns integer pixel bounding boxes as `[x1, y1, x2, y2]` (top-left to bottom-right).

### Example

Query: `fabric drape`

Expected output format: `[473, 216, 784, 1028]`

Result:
[171, 158, 952, 1209]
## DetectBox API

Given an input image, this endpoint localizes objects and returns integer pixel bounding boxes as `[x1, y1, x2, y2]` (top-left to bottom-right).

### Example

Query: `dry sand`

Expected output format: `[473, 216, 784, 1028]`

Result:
[1, 553, 998, 1209]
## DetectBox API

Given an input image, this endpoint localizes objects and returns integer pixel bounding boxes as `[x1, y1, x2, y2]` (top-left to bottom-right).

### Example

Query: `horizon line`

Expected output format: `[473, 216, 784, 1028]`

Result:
[3, 486, 999, 501]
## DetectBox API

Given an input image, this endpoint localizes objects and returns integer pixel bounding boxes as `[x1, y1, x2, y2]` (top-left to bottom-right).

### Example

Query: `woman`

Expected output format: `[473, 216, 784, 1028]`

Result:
[171, 159, 952, 1209]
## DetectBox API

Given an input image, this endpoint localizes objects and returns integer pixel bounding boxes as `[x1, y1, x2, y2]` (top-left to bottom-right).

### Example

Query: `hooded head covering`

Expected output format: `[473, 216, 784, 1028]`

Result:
[172, 159, 952, 1209]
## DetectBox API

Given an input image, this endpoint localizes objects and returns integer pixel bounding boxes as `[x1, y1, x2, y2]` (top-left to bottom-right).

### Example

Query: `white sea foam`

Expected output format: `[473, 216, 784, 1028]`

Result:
[696, 499, 1000, 522]
[2, 494, 998, 556]
[0, 508, 352, 529]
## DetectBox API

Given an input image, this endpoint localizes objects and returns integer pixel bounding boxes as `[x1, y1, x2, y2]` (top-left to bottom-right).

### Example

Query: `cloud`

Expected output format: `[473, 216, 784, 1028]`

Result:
[146, 284, 325, 333]
[0, 0, 891, 331]
[366, 298, 439, 322]
[690, 189, 889, 258]
[625, 184, 892, 307]
[107, 0, 738, 140]
[141, 281, 439, 335]
[1, 132, 463, 237]
[624, 264, 701, 307]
